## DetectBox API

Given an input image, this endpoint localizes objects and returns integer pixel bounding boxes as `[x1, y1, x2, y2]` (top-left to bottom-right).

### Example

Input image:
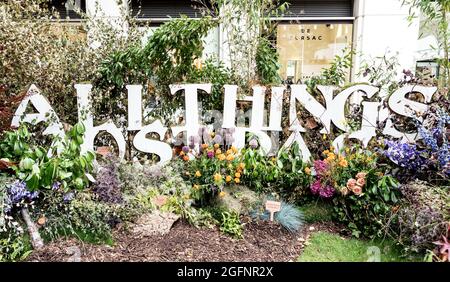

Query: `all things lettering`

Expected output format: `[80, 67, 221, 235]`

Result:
[12, 83, 437, 164]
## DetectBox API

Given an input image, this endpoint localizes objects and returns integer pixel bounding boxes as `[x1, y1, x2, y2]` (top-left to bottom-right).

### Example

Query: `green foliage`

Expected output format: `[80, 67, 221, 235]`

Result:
[187, 59, 236, 110]
[219, 211, 243, 238]
[333, 174, 400, 238]
[403, 0, 450, 87]
[0, 174, 32, 262]
[36, 190, 118, 243]
[142, 16, 217, 85]
[393, 180, 449, 254]
[0, 123, 94, 191]
[256, 37, 281, 85]
[299, 201, 334, 223]
[240, 142, 312, 199]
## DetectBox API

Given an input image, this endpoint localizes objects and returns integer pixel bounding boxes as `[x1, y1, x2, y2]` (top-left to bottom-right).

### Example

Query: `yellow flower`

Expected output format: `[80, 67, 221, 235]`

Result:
[195, 171, 201, 177]
[323, 150, 330, 155]
[239, 162, 245, 169]
[179, 151, 185, 156]
[214, 173, 222, 182]
[226, 149, 233, 155]
[226, 175, 232, 182]
[193, 184, 200, 190]
[235, 172, 241, 178]
[271, 157, 276, 162]
[226, 154, 234, 161]
[234, 177, 240, 184]
[201, 143, 209, 149]
[214, 143, 220, 149]
[216, 149, 222, 155]
[211, 132, 215, 138]
[304, 167, 311, 175]
[219, 191, 226, 198]
[339, 159, 348, 167]
[345, 147, 350, 153]
[218, 154, 226, 161]
[231, 146, 238, 153]
[326, 153, 336, 162]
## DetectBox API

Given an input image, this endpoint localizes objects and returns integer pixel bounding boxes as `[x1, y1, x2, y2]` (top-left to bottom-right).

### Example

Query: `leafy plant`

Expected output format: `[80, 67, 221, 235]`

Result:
[219, 211, 243, 238]
[393, 180, 449, 254]
[93, 155, 122, 204]
[256, 37, 281, 85]
[0, 123, 95, 191]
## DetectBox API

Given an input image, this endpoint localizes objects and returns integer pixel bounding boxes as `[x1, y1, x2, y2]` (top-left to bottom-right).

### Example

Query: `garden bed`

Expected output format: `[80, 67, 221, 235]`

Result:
[27, 220, 340, 262]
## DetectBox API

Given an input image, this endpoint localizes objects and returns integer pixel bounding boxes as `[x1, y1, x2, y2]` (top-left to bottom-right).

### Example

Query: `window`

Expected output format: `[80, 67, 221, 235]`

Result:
[276, 23, 353, 83]
[50, 0, 86, 20]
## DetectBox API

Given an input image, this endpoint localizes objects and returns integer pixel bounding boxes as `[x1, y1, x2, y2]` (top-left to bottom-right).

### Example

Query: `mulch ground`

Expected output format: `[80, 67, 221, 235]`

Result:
[27, 219, 341, 262]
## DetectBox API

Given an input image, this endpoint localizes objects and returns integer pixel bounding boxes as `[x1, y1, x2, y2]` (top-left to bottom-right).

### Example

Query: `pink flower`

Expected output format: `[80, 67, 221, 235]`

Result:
[352, 185, 363, 195]
[356, 172, 367, 179]
[346, 178, 357, 189]
[310, 180, 322, 195]
[356, 178, 366, 187]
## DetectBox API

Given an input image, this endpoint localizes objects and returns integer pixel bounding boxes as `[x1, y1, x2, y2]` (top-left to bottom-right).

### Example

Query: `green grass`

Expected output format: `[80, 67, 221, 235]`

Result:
[298, 231, 420, 262]
[299, 201, 333, 223]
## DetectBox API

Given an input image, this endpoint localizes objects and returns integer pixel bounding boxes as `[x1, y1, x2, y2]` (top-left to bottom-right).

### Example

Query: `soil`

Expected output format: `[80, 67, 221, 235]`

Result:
[27, 219, 342, 262]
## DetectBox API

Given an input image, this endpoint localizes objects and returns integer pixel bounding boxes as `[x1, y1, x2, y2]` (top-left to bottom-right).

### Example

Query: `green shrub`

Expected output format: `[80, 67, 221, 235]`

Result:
[219, 211, 243, 239]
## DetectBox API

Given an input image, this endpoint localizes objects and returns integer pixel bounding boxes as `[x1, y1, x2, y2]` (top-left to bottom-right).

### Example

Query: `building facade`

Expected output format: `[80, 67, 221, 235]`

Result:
[53, 0, 422, 82]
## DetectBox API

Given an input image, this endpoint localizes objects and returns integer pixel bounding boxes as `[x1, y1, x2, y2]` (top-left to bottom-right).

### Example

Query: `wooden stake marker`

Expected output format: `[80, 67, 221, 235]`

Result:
[265, 200, 281, 221]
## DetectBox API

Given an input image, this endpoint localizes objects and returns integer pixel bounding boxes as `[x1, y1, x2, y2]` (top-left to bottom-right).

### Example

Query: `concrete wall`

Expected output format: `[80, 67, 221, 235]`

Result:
[352, 0, 420, 81]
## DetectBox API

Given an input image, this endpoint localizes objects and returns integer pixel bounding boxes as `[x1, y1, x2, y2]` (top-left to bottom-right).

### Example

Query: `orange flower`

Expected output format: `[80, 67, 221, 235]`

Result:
[304, 167, 311, 175]
[216, 149, 222, 155]
[339, 159, 348, 167]
[235, 172, 241, 178]
[323, 150, 330, 155]
[183, 155, 189, 161]
[201, 143, 209, 149]
[218, 154, 226, 161]
[234, 178, 240, 184]
[226, 154, 234, 161]
[179, 151, 185, 156]
[214, 143, 220, 149]
[195, 171, 201, 177]
[219, 191, 226, 197]
[226, 149, 233, 155]
[214, 173, 222, 183]
[226, 175, 232, 182]
[231, 146, 238, 153]
[239, 162, 245, 169]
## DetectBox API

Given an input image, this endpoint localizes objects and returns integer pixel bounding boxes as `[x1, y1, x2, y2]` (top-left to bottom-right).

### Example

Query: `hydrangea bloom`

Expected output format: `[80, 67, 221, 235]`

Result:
[310, 180, 335, 198]
[5, 181, 39, 213]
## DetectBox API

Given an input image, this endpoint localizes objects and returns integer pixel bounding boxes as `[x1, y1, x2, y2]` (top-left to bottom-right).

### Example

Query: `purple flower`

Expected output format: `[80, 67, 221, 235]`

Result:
[52, 182, 61, 191]
[182, 146, 190, 153]
[310, 180, 335, 198]
[213, 134, 223, 145]
[313, 160, 328, 177]
[249, 139, 258, 149]
[63, 192, 75, 203]
[207, 150, 214, 159]
[6, 181, 39, 211]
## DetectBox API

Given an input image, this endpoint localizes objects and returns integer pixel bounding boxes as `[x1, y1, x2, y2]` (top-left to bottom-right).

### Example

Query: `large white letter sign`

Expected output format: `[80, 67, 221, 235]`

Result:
[382, 85, 437, 142]
[222, 85, 272, 153]
[12, 84, 65, 154]
[75, 84, 126, 159]
[126, 85, 172, 165]
[170, 84, 212, 149]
